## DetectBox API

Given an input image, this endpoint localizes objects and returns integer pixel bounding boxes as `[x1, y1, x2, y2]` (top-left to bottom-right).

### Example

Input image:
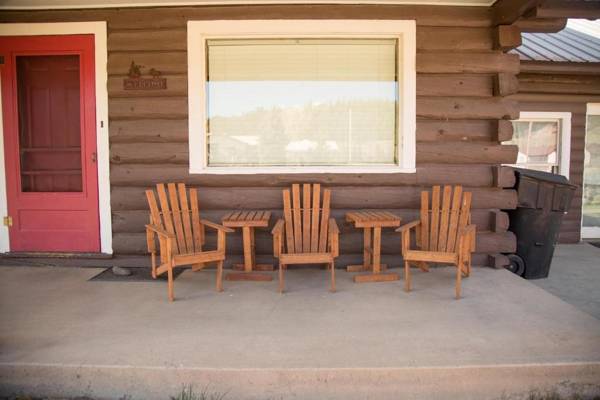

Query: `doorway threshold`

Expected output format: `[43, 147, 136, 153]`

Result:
[0, 252, 112, 259]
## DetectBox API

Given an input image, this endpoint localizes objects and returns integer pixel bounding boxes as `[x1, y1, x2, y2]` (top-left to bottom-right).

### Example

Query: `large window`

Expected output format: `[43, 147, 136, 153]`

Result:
[504, 112, 571, 178]
[188, 20, 416, 174]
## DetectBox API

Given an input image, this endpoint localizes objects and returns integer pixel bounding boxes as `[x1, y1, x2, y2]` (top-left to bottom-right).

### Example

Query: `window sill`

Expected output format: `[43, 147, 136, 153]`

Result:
[189, 166, 417, 175]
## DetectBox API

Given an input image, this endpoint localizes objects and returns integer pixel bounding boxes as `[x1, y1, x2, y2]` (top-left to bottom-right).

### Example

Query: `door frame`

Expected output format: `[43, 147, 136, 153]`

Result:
[0, 22, 111, 254]
[582, 103, 600, 240]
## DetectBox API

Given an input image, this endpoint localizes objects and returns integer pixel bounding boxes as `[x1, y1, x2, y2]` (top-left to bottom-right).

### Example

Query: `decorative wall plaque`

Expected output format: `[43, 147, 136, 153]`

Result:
[123, 61, 167, 90]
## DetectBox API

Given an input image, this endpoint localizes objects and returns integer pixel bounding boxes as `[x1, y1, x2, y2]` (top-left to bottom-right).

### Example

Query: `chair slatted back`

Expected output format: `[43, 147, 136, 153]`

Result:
[420, 185, 471, 253]
[282, 183, 331, 254]
[146, 183, 205, 255]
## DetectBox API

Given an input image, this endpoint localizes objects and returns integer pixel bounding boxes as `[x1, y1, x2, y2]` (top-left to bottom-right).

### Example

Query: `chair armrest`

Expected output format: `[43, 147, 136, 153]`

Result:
[329, 218, 340, 235]
[457, 225, 476, 253]
[271, 219, 285, 235]
[271, 219, 285, 257]
[395, 220, 420, 233]
[458, 224, 476, 252]
[201, 219, 234, 233]
[145, 224, 175, 238]
[458, 224, 476, 238]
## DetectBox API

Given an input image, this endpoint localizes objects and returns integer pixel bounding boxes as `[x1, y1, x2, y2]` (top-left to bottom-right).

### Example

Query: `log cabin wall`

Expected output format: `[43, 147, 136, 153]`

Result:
[0, 5, 520, 267]
[512, 61, 600, 243]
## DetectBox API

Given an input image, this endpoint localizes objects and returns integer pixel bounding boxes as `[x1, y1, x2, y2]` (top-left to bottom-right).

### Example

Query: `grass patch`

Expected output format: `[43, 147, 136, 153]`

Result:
[526, 390, 600, 400]
[170, 385, 227, 400]
[499, 388, 600, 400]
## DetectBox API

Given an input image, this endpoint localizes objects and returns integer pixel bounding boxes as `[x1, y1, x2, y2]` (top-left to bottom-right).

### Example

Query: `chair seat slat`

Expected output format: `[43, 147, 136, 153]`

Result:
[282, 189, 295, 254]
[156, 183, 179, 254]
[318, 189, 331, 253]
[437, 186, 453, 251]
[446, 186, 463, 253]
[167, 183, 187, 254]
[292, 184, 303, 253]
[311, 184, 321, 252]
[429, 186, 441, 252]
[178, 183, 194, 254]
[189, 188, 204, 251]
[302, 184, 311, 253]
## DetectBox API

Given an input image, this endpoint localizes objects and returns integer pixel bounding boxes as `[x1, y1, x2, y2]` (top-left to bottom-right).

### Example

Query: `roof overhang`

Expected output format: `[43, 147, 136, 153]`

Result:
[0, 0, 497, 10]
[520, 60, 600, 74]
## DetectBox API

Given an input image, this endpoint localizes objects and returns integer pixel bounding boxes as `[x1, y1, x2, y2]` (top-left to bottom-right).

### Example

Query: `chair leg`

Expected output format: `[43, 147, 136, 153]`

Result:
[455, 262, 462, 299]
[279, 263, 285, 293]
[330, 261, 336, 293]
[466, 255, 472, 277]
[151, 252, 157, 279]
[216, 261, 224, 292]
[167, 262, 174, 302]
[404, 260, 411, 292]
[462, 262, 469, 278]
[192, 263, 205, 272]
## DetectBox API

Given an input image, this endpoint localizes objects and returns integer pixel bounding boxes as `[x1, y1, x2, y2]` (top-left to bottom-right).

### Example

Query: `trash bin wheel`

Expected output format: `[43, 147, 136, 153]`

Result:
[506, 254, 525, 276]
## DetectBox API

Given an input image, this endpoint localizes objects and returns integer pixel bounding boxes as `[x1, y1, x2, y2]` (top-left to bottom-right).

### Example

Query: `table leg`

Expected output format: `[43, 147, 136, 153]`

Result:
[347, 227, 388, 272]
[364, 227, 372, 270]
[353, 226, 398, 283]
[347, 228, 372, 272]
[227, 225, 273, 281]
[243, 226, 252, 273]
[372, 227, 381, 273]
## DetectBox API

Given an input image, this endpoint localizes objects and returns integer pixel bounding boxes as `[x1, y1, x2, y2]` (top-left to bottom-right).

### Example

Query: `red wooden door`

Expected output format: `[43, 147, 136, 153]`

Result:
[0, 35, 100, 252]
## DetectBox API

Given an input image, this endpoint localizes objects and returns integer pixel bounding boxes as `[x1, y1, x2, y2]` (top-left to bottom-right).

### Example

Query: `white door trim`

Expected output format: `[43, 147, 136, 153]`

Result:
[582, 103, 600, 240]
[0, 22, 112, 254]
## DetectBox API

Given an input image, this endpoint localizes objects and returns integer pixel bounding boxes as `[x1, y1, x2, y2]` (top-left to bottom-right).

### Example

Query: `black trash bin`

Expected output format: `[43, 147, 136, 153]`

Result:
[507, 168, 577, 279]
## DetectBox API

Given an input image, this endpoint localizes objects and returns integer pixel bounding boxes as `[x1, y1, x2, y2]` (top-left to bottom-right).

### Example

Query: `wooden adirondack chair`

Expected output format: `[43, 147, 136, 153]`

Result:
[145, 183, 233, 301]
[271, 183, 340, 293]
[396, 185, 476, 299]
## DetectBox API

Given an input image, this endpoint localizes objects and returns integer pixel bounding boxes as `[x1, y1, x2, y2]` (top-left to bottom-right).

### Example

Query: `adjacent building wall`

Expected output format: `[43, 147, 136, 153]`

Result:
[513, 60, 600, 243]
[0, 5, 520, 266]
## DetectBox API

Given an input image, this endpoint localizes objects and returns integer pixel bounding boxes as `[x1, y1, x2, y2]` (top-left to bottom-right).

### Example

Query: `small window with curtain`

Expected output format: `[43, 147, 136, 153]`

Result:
[187, 20, 416, 174]
[503, 112, 571, 178]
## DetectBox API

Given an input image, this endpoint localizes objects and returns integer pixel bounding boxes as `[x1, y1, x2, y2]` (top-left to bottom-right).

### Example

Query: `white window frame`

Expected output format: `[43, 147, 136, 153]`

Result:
[582, 103, 600, 239]
[507, 111, 571, 179]
[0, 22, 112, 254]
[187, 20, 416, 175]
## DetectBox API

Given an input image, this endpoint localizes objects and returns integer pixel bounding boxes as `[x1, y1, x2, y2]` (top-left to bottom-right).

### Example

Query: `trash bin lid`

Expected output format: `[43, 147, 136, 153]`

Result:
[513, 168, 577, 189]
[512, 168, 577, 211]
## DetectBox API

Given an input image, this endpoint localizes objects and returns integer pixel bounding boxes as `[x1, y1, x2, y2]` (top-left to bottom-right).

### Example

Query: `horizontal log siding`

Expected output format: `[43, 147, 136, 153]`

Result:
[512, 69, 600, 243]
[1, 5, 519, 266]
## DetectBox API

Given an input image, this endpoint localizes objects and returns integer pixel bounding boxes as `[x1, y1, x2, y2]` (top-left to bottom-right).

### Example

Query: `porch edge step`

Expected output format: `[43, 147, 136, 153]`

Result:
[1, 361, 599, 400]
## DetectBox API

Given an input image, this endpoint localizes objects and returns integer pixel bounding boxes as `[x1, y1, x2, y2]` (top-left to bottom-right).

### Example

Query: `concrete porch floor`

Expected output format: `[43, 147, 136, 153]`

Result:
[1, 253, 600, 399]
[532, 243, 600, 320]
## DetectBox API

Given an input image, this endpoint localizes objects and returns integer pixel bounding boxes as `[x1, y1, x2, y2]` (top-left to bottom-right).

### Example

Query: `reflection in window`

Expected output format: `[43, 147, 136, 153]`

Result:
[205, 38, 398, 167]
[505, 119, 560, 174]
[583, 115, 600, 233]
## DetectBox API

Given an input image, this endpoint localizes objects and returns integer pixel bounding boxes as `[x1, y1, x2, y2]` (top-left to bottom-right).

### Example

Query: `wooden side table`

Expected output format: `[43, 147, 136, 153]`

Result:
[346, 211, 401, 283]
[222, 210, 273, 281]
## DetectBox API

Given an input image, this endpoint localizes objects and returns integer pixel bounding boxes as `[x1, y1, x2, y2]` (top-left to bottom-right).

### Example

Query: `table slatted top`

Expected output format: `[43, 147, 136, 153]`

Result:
[222, 210, 271, 227]
[346, 211, 401, 228]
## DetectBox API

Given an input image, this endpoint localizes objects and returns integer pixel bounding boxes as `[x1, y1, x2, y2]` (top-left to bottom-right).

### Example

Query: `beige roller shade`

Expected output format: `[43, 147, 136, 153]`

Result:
[207, 38, 397, 81]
